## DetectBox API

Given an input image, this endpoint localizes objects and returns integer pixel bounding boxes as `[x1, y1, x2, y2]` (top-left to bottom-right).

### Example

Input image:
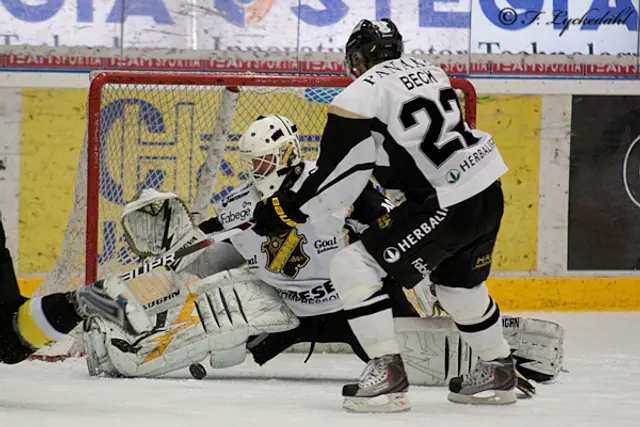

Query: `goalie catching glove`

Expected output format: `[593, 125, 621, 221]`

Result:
[121, 188, 207, 273]
[84, 267, 299, 377]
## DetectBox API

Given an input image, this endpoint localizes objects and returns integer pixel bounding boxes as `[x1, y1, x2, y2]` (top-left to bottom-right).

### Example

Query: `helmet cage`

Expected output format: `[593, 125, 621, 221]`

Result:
[239, 115, 302, 197]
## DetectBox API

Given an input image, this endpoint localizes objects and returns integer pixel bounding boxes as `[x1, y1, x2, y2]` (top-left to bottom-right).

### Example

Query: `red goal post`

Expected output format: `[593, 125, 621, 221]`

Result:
[34, 72, 476, 358]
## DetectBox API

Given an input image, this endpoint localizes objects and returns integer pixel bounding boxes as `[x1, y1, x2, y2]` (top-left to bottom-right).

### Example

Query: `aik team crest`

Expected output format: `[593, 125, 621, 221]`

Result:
[261, 229, 310, 279]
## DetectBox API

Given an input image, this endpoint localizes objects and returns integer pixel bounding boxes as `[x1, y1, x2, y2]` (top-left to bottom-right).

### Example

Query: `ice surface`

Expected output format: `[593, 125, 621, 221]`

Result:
[1, 312, 638, 427]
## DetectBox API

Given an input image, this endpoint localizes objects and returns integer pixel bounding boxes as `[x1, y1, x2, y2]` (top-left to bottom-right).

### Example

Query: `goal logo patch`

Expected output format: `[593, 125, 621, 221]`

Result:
[261, 229, 310, 279]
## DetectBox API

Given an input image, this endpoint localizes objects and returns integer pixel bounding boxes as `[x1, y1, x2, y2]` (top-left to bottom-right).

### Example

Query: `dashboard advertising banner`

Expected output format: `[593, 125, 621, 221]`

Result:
[0, 0, 638, 56]
[568, 95, 640, 270]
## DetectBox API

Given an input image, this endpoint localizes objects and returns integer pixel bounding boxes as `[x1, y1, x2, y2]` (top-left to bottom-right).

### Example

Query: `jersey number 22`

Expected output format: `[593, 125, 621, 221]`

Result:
[399, 87, 479, 168]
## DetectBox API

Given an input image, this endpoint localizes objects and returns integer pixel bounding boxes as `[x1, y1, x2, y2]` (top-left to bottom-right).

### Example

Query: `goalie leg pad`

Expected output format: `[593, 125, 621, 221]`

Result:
[395, 315, 565, 386]
[395, 316, 564, 386]
[83, 297, 213, 378]
[189, 268, 300, 336]
[395, 317, 472, 386]
[84, 273, 299, 377]
[502, 316, 564, 382]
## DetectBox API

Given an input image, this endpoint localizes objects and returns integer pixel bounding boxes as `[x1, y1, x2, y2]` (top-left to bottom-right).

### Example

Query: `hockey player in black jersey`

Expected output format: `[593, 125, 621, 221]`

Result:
[252, 19, 519, 411]
[0, 213, 151, 364]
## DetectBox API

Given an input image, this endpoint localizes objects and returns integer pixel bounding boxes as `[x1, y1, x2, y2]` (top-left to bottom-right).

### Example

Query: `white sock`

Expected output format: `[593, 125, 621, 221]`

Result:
[343, 289, 399, 358]
[435, 283, 510, 361]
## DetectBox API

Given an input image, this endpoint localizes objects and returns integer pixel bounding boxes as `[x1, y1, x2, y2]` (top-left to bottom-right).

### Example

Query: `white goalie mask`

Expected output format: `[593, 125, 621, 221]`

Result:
[239, 115, 302, 198]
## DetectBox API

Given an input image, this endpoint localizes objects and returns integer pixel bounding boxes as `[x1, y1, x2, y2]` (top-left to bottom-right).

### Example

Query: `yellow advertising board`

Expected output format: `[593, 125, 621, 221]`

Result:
[478, 95, 541, 272]
[19, 89, 87, 274]
[19, 90, 540, 276]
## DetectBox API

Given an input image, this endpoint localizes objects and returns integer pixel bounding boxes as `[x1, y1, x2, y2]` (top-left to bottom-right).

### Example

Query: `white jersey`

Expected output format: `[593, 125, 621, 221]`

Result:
[193, 162, 352, 317]
[295, 55, 508, 219]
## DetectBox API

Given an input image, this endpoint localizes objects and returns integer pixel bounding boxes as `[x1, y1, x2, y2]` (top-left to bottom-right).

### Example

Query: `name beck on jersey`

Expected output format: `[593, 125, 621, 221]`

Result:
[399, 71, 438, 91]
[382, 209, 449, 264]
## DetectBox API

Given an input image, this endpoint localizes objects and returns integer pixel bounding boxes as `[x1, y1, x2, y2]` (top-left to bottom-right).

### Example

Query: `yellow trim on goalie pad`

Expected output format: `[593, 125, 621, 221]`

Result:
[16, 299, 56, 349]
[17, 277, 640, 310]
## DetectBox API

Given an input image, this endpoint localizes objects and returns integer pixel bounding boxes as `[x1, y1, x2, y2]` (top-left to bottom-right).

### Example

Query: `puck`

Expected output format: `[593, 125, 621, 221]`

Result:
[189, 363, 207, 380]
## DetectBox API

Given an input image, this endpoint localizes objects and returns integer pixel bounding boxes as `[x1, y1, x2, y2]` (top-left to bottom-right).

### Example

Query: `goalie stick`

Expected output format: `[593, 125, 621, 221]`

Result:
[118, 222, 252, 282]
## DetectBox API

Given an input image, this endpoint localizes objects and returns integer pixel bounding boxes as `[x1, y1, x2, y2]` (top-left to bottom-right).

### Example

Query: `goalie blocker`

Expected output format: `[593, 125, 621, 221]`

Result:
[85, 267, 564, 387]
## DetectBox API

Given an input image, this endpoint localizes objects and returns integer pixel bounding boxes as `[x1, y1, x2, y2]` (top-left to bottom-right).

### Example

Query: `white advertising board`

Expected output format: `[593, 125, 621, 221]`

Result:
[0, 0, 637, 55]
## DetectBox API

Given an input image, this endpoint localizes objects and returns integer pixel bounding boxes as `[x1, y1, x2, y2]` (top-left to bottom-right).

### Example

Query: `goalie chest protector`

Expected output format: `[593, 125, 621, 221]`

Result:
[213, 177, 348, 317]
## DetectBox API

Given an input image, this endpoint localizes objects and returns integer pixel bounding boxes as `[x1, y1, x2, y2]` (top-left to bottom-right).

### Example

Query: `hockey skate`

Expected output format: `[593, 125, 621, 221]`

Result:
[448, 354, 517, 405]
[342, 354, 411, 413]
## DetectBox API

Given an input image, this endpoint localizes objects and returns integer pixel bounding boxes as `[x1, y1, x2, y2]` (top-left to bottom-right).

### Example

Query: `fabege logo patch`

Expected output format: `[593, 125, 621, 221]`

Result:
[220, 208, 251, 224]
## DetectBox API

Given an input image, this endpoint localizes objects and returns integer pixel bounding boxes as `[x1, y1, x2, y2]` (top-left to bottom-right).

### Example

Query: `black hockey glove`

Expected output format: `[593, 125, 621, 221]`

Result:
[252, 189, 308, 237]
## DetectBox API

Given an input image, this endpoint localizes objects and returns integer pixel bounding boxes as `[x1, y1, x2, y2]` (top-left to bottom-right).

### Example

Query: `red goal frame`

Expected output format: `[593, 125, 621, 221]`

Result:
[86, 72, 477, 285]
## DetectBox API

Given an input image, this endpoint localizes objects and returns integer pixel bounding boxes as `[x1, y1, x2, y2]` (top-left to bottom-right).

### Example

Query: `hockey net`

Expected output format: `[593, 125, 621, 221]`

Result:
[33, 72, 476, 358]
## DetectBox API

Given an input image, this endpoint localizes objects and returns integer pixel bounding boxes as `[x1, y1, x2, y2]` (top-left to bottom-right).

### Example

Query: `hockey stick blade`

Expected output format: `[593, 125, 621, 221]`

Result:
[120, 222, 252, 282]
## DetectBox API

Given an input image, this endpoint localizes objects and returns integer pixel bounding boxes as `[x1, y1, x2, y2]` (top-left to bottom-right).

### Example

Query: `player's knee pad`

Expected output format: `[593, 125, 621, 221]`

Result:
[433, 282, 491, 323]
[329, 242, 386, 309]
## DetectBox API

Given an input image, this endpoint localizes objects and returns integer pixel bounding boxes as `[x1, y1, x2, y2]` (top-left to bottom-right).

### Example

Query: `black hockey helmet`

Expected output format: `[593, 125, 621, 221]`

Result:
[344, 19, 403, 77]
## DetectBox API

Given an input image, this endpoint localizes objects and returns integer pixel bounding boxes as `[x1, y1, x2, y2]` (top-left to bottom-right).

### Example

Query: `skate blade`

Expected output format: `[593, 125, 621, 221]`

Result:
[447, 389, 517, 405]
[343, 393, 411, 413]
